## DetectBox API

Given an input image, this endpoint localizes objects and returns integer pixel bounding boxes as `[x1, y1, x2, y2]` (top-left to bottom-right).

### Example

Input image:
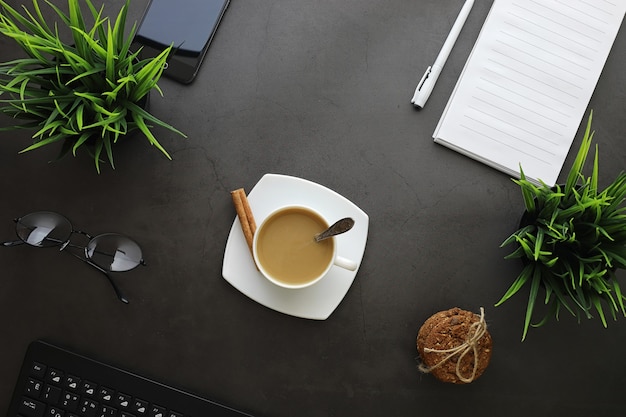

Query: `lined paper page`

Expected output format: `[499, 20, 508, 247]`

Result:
[433, 0, 626, 185]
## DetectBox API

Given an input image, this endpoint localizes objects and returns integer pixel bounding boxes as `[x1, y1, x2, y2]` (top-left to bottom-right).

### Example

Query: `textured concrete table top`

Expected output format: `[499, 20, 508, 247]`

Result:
[1, 1, 625, 416]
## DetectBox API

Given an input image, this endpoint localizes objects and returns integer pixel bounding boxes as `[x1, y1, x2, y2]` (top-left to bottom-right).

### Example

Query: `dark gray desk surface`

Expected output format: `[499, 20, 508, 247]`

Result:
[1, 1, 625, 416]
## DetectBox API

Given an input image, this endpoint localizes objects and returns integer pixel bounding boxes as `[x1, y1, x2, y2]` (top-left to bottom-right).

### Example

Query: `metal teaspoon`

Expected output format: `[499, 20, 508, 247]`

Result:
[314, 217, 355, 242]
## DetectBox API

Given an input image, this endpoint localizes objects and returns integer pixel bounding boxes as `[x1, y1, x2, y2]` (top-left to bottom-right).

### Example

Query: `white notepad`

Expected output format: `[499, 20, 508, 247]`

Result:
[433, 0, 626, 186]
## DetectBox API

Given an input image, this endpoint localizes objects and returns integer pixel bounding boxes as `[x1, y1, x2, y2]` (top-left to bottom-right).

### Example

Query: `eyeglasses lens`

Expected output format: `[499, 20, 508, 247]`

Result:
[16, 212, 73, 247]
[86, 233, 143, 272]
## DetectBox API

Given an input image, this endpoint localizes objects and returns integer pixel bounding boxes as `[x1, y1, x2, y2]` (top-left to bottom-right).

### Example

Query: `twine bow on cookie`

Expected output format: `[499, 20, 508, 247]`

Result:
[418, 307, 488, 383]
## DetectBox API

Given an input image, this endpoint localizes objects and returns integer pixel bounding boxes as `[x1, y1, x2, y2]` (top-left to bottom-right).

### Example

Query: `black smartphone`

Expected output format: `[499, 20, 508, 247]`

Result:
[132, 0, 230, 84]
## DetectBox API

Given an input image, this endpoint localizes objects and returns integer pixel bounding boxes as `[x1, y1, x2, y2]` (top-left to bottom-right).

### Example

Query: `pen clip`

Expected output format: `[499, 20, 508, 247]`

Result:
[411, 65, 432, 106]
[416, 66, 432, 91]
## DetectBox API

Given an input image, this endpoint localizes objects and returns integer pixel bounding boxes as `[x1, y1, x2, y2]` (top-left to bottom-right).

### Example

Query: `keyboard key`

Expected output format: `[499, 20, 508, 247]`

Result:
[97, 386, 115, 403]
[98, 405, 118, 417]
[120, 412, 137, 417]
[132, 399, 148, 416]
[31, 362, 47, 379]
[45, 406, 65, 417]
[65, 375, 81, 391]
[18, 397, 46, 417]
[80, 380, 98, 397]
[46, 369, 64, 385]
[61, 391, 80, 411]
[115, 392, 131, 409]
[167, 412, 183, 417]
[25, 378, 44, 398]
[79, 398, 99, 417]
[41, 385, 62, 404]
[149, 405, 166, 417]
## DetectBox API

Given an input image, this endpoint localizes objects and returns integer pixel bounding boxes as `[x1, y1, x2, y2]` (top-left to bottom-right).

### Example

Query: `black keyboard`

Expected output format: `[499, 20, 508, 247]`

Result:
[6, 340, 255, 417]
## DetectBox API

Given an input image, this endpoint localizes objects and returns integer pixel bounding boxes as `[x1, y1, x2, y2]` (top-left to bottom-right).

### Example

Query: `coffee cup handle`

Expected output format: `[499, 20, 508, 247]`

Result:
[334, 255, 358, 271]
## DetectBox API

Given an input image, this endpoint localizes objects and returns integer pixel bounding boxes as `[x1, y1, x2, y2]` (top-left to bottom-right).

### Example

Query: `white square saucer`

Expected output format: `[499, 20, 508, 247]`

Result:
[222, 174, 369, 319]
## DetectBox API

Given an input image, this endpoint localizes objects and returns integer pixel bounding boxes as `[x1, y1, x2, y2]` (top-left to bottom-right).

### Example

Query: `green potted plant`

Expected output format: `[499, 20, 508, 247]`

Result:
[496, 112, 626, 340]
[0, 0, 185, 172]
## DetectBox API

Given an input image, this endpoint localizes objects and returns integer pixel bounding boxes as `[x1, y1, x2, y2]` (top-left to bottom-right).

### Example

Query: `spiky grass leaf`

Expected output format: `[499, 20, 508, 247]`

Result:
[566, 111, 594, 193]
[515, 167, 537, 213]
[522, 267, 542, 341]
[495, 263, 533, 307]
[105, 20, 115, 83]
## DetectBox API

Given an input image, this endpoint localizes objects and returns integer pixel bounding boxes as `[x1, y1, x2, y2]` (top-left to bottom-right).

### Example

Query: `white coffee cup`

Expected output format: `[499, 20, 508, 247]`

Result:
[253, 205, 357, 289]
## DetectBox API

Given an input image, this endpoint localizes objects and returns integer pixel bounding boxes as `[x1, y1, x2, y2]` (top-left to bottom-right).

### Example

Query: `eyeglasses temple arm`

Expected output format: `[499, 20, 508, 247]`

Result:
[65, 251, 130, 304]
[3, 237, 69, 247]
[2, 240, 24, 247]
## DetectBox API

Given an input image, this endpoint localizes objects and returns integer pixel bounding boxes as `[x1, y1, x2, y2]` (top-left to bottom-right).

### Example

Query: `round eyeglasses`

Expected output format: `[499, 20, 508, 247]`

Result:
[2, 211, 146, 304]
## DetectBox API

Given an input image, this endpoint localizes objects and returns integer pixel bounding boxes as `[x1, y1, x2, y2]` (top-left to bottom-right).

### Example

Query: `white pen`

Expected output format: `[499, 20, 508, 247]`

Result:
[411, 0, 474, 109]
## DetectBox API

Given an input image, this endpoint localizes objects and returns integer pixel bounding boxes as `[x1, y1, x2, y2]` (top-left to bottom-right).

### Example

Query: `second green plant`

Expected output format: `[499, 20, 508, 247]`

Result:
[497, 113, 626, 340]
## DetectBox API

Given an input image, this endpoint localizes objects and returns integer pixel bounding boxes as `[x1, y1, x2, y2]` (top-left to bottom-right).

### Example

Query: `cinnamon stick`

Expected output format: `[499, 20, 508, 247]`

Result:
[231, 188, 256, 259]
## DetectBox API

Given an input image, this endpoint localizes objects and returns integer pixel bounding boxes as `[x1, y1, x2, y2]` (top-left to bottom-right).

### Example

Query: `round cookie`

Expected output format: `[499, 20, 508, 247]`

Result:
[416, 308, 492, 384]
[417, 308, 474, 355]
[416, 307, 465, 357]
